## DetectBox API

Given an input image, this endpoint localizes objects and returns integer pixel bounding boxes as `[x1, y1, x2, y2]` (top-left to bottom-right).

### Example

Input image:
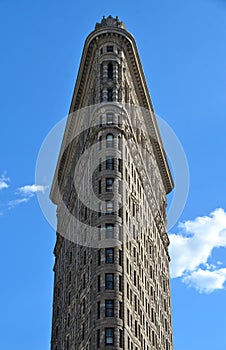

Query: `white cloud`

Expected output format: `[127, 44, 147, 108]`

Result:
[183, 268, 226, 294]
[6, 184, 47, 211]
[8, 197, 30, 209]
[0, 173, 10, 191]
[17, 184, 47, 197]
[169, 208, 226, 293]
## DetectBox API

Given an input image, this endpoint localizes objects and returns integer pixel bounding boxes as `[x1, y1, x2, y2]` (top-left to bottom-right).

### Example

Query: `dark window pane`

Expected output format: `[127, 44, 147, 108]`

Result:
[107, 89, 113, 102]
[97, 275, 101, 292]
[105, 224, 114, 238]
[106, 134, 114, 148]
[106, 200, 114, 215]
[106, 157, 114, 170]
[105, 299, 114, 317]
[105, 273, 114, 289]
[97, 301, 100, 319]
[105, 327, 114, 345]
[107, 113, 113, 124]
[108, 63, 113, 80]
[97, 329, 100, 348]
[106, 178, 114, 192]
[105, 248, 114, 263]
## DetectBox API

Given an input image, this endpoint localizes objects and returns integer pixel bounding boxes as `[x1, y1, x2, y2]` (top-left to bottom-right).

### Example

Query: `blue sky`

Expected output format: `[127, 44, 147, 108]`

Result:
[0, 0, 226, 349]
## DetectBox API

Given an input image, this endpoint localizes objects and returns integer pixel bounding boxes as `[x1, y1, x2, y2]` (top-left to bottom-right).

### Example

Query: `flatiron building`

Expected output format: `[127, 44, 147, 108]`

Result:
[50, 16, 174, 350]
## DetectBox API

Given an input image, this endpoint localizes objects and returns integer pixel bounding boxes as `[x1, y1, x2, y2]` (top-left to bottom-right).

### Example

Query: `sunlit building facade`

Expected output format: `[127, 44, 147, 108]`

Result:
[50, 16, 174, 350]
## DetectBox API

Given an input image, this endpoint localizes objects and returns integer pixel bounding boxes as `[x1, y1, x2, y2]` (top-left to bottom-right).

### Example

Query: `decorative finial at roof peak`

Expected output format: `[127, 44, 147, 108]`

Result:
[95, 15, 125, 30]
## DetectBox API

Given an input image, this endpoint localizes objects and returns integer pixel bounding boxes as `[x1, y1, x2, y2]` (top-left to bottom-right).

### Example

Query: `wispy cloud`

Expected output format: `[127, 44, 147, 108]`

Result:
[0, 173, 10, 191]
[7, 184, 48, 210]
[17, 184, 47, 197]
[8, 197, 30, 209]
[169, 208, 226, 293]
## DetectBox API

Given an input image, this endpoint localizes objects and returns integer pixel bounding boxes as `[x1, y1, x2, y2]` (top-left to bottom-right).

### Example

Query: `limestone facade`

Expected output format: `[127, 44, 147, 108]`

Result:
[50, 16, 174, 350]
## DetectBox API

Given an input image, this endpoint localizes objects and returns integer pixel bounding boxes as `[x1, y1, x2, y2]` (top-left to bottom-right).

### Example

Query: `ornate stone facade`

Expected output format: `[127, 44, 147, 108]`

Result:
[50, 16, 174, 350]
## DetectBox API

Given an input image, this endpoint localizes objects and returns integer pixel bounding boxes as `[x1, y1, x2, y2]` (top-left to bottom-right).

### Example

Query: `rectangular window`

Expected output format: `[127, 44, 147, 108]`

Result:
[82, 323, 84, 340]
[119, 250, 122, 266]
[119, 329, 123, 347]
[118, 136, 122, 150]
[106, 178, 114, 192]
[99, 136, 102, 150]
[105, 223, 114, 238]
[66, 336, 69, 350]
[98, 180, 101, 194]
[97, 275, 101, 292]
[134, 294, 137, 311]
[97, 329, 100, 348]
[107, 113, 113, 124]
[105, 328, 114, 345]
[97, 301, 100, 319]
[135, 320, 138, 337]
[106, 134, 114, 148]
[106, 157, 114, 170]
[105, 248, 114, 263]
[98, 249, 101, 265]
[106, 200, 114, 215]
[105, 299, 114, 317]
[119, 275, 122, 292]
[134, 270, 136, 286]
[119, 301, 123, 319]
[107, 45, 113, 52]
[118, 158, 122, 172]
[107, 89, 113, 102]
[105, 273, 114, 289]
[82, 298, 85, 314]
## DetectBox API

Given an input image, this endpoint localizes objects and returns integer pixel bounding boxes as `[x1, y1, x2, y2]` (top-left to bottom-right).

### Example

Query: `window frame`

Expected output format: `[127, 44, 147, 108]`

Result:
[105, 223, 114, 239]
[106, 177, 114, 192]
[105, 299, 114, 317]
[105, 273, 114, 290]
[106, 200, 114, 215]
[106, 157, 114, 170]
[105, 327, 114, 345]
[105, 248, 114, 264]
[106, 134, 114, 148]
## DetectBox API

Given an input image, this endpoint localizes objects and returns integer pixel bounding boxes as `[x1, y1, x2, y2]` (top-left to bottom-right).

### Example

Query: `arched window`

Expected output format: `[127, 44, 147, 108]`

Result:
[108, 63, 113, 80]
[106, 134, 114, 148]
